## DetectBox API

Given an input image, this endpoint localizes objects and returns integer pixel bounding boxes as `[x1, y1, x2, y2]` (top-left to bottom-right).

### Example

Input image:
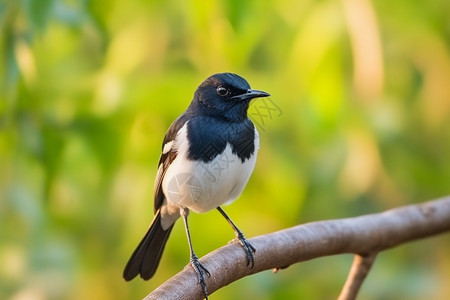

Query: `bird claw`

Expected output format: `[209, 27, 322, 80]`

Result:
[190, 254, 210, 299]
[233, 232, 256, 268]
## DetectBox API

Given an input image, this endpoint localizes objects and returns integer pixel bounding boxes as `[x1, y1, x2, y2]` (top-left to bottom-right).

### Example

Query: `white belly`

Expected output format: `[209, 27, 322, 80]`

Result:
[162, 123, 258, 213]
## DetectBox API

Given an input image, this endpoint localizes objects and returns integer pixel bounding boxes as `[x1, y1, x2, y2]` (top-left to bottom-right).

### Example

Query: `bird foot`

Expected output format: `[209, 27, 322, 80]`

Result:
[190, 254, 210, 299]
[232, 232, 256, 268]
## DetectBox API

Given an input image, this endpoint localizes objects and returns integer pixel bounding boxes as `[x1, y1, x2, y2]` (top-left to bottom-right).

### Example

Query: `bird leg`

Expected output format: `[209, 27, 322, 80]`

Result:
[217, 206, 256, 268]
[181, 207, 210, 299]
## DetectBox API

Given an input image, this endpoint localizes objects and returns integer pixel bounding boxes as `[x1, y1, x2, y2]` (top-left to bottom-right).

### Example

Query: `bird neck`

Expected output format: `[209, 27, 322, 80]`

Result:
[187, 100, 250, 123]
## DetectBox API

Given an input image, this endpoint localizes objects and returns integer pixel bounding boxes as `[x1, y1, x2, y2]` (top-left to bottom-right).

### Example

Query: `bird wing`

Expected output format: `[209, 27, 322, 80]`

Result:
[153, 113, 190, 212]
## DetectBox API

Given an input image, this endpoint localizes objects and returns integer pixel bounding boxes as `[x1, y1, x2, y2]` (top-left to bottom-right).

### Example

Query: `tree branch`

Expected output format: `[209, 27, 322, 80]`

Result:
[338, 252, 377, 300]
[144, 196, 450, 300]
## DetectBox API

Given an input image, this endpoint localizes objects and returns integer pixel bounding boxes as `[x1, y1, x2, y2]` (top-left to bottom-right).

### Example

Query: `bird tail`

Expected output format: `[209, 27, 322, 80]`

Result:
[123, 209, 174, 281]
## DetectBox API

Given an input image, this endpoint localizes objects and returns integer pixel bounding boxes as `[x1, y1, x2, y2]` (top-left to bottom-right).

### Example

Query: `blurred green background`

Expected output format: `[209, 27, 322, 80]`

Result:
[1, 0, 450, 299]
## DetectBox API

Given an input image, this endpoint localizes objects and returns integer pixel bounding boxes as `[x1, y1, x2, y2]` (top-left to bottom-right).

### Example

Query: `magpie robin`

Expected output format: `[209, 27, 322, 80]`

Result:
[123, 73, 270, 298]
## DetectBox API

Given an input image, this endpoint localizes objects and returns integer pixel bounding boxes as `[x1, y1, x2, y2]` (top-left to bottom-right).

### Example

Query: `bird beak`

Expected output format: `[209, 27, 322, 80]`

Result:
[231, 89, 270, 101]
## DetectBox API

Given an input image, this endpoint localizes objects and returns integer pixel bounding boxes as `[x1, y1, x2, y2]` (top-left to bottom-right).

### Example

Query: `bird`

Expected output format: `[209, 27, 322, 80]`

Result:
[123, 72, 270, 298]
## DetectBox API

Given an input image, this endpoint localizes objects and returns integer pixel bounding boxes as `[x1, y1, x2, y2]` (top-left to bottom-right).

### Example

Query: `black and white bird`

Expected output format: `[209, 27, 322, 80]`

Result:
[123, 73, 270, 298]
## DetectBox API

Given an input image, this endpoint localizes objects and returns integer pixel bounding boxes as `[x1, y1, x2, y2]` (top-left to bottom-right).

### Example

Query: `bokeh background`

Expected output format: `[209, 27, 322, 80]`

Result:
[1, 0, 450, 299]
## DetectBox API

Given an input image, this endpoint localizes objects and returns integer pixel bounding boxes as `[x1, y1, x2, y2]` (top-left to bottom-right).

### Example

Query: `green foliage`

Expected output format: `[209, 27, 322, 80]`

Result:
[1, 0, 449, 299]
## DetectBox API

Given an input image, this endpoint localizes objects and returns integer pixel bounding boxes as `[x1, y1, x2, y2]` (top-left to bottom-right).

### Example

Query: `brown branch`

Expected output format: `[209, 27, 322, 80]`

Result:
[338, 252, 377, 300]
[144, 197, 450, 300]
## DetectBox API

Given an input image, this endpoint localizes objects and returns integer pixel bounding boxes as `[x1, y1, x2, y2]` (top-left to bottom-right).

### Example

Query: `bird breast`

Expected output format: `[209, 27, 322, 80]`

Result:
[162, 122, 259, 213]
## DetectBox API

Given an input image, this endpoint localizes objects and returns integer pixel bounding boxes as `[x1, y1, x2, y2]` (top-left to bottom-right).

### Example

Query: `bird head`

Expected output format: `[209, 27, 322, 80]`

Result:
[189, 73, 270, 122]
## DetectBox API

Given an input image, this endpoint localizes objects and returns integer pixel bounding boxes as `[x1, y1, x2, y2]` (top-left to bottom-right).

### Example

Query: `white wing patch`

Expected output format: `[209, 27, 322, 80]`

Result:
[162, 140, 174, 155]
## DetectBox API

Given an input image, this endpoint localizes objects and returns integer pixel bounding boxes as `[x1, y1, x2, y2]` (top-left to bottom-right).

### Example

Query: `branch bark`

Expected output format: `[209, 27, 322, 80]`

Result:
[338, 252, 377, 300]
[144, 196, 450, 300]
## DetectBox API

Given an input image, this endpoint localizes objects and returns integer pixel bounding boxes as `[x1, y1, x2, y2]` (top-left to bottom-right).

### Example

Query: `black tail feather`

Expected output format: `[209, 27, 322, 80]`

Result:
[123, 209, 174, 281]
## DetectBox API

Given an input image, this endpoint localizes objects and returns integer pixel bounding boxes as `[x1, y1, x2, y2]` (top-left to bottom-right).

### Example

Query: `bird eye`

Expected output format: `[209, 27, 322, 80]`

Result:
[216, 86, 229, 96]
